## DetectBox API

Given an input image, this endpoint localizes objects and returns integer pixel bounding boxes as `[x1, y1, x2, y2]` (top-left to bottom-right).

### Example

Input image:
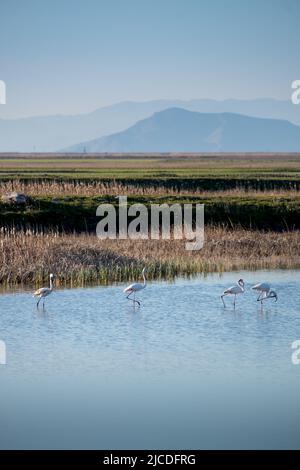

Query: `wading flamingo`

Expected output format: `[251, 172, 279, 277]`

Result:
[252, 282, 277, 304]
[33, 273, 54, 308]
[123, 268, 147, 307]
[221, 279, 245, 308]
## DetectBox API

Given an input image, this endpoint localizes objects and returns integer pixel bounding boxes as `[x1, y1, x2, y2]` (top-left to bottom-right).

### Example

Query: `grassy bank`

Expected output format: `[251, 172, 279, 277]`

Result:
[0, 193, 299, 231]
[0, 228, 299, 287]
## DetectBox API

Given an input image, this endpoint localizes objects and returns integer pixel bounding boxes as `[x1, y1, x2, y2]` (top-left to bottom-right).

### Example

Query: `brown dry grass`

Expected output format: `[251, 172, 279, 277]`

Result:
[0, 227, 299, 287]
[1, 180, 300, 198]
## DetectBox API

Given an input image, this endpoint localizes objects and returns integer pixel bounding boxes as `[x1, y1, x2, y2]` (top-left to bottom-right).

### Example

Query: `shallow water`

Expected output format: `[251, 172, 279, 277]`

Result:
[1, 269, 300, 449]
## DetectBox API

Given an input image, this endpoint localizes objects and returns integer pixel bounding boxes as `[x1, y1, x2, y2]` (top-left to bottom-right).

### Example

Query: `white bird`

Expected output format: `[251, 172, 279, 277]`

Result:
[33, 273, 54, 308]
[252, 282, 277, 303]
[221, 279, 245, 307]
[123, 268, 147, 307]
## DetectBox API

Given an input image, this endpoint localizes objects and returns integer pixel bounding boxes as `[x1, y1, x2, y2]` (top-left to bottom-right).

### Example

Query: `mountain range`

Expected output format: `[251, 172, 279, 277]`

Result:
[1, 98, 300, 152]
[63, 108, 300, 153]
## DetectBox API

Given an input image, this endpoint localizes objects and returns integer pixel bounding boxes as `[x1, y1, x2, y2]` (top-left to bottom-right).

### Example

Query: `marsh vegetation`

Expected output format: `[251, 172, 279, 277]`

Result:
[0, 153, 299, 286]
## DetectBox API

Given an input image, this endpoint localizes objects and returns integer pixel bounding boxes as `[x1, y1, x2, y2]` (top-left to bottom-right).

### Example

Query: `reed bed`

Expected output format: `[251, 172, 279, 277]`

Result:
[1, 180, 300, 198]
[0, 227, 299, 287]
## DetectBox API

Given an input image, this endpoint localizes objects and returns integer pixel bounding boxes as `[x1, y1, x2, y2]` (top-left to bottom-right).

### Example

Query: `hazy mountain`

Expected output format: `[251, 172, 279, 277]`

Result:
[64, 108, 300, 153]
[1, 98, 300, 152]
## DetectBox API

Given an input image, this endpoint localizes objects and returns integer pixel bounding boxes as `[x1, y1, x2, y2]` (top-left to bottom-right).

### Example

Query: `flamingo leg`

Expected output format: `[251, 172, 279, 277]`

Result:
[221, 294, 227, 307]
[256, 292, 263, 301]
[37, 296, 41, 308]
[233, 294, 236, 308]
[133, 291, 141, 307]
[126, 291, 141, 307]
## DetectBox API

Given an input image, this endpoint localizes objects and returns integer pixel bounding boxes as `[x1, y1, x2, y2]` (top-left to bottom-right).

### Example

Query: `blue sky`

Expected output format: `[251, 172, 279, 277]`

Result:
[0, 0, 299, 118]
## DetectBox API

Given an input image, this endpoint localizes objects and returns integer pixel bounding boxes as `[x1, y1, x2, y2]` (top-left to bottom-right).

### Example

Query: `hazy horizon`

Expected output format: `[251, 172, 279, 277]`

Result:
[0, 96, 293, 121]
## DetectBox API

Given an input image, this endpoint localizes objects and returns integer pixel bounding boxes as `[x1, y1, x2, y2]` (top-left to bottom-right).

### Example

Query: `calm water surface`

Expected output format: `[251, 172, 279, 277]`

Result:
[1, 270, 300, 449]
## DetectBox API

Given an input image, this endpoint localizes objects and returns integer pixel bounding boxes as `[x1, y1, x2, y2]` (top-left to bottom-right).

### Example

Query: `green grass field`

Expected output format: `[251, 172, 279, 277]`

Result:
[1, 153, 300, 176]
[1, 152, 300, 231]
[1, 154, 300, 190]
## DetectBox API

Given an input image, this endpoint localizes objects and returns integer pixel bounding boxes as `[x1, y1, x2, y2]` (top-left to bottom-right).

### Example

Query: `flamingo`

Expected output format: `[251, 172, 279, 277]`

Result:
[33, 273, 54, 308]
[252, 282, 277, 303]
[123, 268, 147, 307]
[221, 279, 245, 307]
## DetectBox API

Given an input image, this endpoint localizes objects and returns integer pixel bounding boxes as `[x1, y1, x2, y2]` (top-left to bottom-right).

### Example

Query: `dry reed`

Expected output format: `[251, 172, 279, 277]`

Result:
[1, 180, 299, 198]
[0, 227, 299, 287]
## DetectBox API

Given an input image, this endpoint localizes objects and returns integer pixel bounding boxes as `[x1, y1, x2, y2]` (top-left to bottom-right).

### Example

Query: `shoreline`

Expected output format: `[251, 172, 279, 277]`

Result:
[1, 267, 299, 294]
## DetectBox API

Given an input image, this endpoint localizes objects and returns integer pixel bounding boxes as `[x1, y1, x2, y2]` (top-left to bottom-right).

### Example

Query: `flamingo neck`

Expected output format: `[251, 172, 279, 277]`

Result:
[142, 272, 146, 287]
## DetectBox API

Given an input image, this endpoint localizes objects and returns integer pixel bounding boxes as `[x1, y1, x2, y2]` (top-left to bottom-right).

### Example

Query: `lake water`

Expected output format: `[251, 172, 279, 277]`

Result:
[1, 269, 300, 449]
